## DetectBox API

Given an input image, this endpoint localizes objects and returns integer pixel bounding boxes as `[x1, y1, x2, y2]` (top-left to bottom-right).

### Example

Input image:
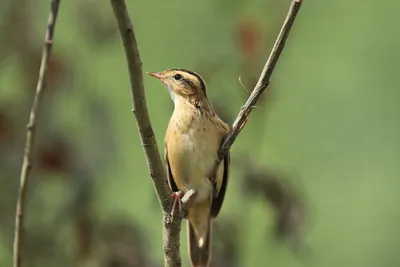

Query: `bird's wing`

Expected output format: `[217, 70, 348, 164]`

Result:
[211, 151, 230, 218]
[165, 142, 179, 192]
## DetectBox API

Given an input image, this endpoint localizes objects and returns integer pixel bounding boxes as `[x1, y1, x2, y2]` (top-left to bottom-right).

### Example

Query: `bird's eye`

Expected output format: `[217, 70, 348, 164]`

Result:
[173, 74, 182, 80]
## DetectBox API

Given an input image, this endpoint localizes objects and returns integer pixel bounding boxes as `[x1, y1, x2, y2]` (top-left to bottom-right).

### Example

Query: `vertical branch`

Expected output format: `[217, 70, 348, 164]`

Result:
[13, 1, 61, 267]
[110, 1, 193, 266]
[109, 0, 171, 214]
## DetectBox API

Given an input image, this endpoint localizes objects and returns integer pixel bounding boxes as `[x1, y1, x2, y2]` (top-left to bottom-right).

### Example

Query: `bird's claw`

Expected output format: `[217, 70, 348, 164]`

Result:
[169, 191, 183, 222]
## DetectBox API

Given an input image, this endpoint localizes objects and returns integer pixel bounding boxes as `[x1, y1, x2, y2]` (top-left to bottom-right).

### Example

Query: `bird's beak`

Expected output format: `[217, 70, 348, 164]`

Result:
[146, 72, 166, 81]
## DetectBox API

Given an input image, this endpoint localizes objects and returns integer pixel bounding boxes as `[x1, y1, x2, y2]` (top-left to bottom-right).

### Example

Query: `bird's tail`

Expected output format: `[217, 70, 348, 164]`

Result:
[187, 215, 212, 267]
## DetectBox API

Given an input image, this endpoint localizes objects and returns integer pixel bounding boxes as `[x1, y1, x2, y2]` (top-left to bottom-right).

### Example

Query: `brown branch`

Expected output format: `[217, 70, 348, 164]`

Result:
[13, 1, 61, 267]
[110, 0, 303, 266]
[110, 0, 170, 213]
[162, 189, 196, 266]
[213, 0, 303, 174]
[110, 1, 196, 266]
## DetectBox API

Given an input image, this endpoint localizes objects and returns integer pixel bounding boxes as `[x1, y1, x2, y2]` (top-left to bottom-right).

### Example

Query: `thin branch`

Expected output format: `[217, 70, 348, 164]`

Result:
[162, 189, 196, 266]
[110, 0, 171, 213]
[213, 0, 303, 175]
[110, 0, 303, 266]
[110, 1, 196, 266]
[13, 1, 61, 267]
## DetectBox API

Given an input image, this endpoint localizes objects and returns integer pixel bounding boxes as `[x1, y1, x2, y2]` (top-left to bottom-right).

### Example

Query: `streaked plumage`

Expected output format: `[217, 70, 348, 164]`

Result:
[148, 69, 230, 267]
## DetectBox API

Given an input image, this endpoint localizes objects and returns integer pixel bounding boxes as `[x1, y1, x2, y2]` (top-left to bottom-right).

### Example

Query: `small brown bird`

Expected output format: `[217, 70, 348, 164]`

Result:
[147, 69, 230, 267]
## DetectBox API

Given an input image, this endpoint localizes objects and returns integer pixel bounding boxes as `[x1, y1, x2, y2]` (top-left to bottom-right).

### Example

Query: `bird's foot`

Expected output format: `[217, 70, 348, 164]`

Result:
[169, 191, 183, 222]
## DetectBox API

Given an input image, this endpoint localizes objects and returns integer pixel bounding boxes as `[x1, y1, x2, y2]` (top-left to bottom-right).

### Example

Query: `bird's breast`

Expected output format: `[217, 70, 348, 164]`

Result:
[166, 113, 223, 201]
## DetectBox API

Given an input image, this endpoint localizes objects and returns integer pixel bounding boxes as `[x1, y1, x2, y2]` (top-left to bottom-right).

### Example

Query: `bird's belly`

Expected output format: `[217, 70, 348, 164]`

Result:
[173, 131, 218, 202]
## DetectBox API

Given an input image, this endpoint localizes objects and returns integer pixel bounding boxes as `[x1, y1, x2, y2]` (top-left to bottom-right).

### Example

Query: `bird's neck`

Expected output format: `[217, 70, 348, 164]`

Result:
[171, 95, 214, 130]
[173, 95, 212, 115]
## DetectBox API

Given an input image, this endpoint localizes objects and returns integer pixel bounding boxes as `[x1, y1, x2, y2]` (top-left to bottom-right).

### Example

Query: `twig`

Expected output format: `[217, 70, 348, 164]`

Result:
[110, 0, 171, 213]
[110, 1, 196, 266]
[110, 0, 303, 266]
[213, 0, 303, 175]
[13, 1, 61, 267]
[162, 189, 196, 266]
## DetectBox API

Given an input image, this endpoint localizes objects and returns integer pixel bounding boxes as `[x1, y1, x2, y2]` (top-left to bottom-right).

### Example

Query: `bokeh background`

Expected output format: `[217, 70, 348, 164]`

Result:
[1, 0, 399, 266]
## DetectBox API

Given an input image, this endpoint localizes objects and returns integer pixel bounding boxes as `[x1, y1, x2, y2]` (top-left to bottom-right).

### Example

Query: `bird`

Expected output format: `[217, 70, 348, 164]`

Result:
[147, 69, 230, 267]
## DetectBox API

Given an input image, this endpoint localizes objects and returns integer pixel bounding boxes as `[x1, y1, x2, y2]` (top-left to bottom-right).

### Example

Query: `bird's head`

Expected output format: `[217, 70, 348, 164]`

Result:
[147, 69, 207, 104]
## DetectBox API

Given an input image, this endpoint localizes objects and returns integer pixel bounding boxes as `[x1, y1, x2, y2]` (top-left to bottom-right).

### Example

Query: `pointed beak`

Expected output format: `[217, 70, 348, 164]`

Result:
[146, 72, 166, 81]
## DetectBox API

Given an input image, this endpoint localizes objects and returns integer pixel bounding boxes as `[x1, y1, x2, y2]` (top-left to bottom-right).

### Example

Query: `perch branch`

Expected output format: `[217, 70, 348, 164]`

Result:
[110, 0, 303, 266]
[212, 0, 303, 176]
[110, 1, 197, 266]
[13, 1, 61, 267]
[110, 0, 170, 211]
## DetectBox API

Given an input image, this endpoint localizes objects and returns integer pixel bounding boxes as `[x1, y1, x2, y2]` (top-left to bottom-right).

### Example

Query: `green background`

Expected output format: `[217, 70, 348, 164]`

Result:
[1, 0, 399, 266]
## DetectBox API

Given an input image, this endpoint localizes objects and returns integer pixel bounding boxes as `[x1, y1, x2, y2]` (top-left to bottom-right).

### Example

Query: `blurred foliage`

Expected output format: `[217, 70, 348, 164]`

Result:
[1, 0, 400, 267]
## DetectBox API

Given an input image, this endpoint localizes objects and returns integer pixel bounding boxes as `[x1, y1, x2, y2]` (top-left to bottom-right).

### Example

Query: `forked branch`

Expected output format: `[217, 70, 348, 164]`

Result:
[110, 0, 303, 266]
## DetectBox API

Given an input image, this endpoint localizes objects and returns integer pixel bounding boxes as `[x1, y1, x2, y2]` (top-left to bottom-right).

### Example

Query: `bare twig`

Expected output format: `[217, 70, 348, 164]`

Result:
[13, 1, 61, 267]
[110, 1, 196, 266]
[213, 0, 303, 176]
[110, 0, 170, 210]
[110, 0, 303, 266]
